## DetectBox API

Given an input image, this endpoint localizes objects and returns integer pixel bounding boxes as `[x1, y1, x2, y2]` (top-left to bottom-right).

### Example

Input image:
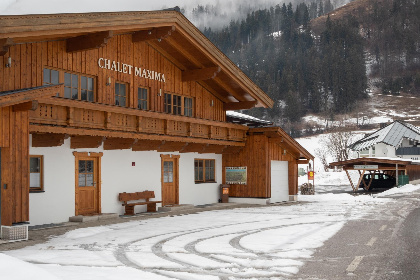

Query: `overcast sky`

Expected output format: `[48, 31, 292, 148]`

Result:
[0, 0, 278, 15]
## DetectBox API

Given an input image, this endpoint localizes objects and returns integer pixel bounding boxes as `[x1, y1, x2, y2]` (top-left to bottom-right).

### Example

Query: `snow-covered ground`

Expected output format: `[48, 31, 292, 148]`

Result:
[2, 182, 420, 280]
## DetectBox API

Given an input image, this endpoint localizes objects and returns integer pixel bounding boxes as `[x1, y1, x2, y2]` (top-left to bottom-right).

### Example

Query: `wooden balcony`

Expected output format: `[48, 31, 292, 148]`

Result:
[29, 98, 248, 149]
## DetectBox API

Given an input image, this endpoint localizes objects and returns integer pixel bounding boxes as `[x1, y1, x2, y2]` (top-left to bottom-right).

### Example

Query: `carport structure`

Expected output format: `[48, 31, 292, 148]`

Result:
[329, 158, 420, 192]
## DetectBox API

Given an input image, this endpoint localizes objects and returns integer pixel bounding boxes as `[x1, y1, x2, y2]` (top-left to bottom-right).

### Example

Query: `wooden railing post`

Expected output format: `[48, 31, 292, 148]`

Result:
[66, 107, 74, 126]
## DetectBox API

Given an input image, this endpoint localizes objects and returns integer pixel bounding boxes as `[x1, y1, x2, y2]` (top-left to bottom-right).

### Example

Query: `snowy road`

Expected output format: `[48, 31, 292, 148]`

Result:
[2, 185, 420, 280]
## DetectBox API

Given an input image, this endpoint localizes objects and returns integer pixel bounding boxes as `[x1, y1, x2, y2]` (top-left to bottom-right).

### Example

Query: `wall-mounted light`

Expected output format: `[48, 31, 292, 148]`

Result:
[5, 56, 11, 68]
[283, 149, 287, 155]
[210, 100, 214, 107]
[158, 89, 162, 96]
[106, 77, 111, 86]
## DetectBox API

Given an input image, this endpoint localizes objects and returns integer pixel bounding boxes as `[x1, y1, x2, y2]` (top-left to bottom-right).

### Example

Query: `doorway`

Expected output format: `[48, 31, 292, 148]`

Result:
[73, 152, 102, 215]
[160, 154, 179, 206]
[271, 160, 289, 202]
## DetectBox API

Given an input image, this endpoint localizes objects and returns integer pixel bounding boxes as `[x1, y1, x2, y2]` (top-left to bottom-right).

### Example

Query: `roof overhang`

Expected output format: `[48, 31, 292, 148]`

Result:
[329, 157, 419, 170]
[249, 127, 314, 161]
[0, 84, 63, 108]
[0, 11, 273, 109]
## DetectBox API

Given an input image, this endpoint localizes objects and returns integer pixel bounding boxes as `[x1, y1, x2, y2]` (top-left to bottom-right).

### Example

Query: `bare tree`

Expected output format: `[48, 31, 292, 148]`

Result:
[320, 126, 361, 163]
[315, 146, 329, 172]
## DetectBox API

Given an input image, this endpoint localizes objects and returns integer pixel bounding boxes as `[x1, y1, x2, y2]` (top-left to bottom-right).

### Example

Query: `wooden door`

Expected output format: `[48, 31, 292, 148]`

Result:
[74, 152, 102, 215]
[161, 154, 179, 206]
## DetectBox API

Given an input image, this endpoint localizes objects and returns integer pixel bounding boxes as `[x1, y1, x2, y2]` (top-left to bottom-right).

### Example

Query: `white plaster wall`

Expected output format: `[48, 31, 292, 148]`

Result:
[374, 143, 396, 157]
[29, 136, 76, 226]
[178, 153, 222, 206]
[29, 136, 222, 226]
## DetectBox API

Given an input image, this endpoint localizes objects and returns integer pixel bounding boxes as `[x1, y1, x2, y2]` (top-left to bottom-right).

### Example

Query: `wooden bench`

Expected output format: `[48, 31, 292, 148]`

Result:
[118, 191, 162, 215]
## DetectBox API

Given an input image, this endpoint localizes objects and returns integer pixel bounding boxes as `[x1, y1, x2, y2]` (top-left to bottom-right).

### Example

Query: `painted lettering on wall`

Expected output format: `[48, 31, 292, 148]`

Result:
[98, 58, 166, 83]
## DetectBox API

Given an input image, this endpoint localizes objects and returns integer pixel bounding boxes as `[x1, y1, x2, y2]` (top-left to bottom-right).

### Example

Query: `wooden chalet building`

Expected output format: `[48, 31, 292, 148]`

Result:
[0, 10, 313, 229]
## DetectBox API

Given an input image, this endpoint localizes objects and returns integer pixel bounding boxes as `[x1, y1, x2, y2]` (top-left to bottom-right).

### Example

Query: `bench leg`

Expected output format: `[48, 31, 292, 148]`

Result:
[125, 205, 135, 216]
[147, 203, 157, 212]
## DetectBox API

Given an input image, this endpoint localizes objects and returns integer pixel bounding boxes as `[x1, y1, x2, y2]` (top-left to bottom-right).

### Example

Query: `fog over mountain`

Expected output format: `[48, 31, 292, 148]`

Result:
[0, 0, 351, 30]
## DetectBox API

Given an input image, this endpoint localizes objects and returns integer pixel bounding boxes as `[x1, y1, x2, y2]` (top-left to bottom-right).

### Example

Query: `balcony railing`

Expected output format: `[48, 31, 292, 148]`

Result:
[30, 98, 248, 144]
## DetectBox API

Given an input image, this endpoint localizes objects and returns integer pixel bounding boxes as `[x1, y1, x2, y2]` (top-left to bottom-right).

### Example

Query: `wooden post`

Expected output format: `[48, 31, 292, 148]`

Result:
[345, 169, 356, 192]
[355, 170, 366, 192]
[396, 164, 398, 187]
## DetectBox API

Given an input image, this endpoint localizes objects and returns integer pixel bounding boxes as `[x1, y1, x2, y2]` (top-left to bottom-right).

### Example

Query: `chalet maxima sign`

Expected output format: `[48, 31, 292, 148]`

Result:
[98, 58, 166, 83]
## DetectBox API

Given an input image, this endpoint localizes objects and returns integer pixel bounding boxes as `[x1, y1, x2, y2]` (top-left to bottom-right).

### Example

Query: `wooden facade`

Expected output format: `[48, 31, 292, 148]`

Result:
[0, 10, 313, 227]
[223, 127, 314, 198]
[0, 107, 29, 225]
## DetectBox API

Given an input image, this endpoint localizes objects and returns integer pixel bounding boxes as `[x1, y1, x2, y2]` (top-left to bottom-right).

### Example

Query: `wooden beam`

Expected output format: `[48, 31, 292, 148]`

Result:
[355, 170, 366, 192]
[103, 137, 136, 150]
[157, 141, 187, 152]
[182, 66, 221, 82]
[297, 159, 310, 164]
[164, 35, 204, 67]
[0, 38, 14, 56]
[180, 143, 206, 153]
[223, 100, 258, 111]
[213, 77, 247, 102]
[132, 140, 163, 151]
[132, 26, 176, 42]
[12, 100, 38, 112]
[70, 136, 103, 149]
[66, 31, 113, 53]
[202, 144, 226, 154]
[222, 146, 244, 154]
[345, 169, 356, 192]
[32, 133, 66, 147]
[0, 84, 63, 108]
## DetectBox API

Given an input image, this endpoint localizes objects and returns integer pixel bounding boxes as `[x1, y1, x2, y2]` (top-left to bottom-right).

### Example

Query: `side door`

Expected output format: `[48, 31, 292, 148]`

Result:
[161, 155, 179, 206]
[74, 152, 102, 215]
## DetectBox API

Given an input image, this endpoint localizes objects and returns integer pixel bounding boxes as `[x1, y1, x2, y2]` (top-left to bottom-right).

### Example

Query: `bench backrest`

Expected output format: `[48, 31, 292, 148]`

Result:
[119, 191, 155, 202]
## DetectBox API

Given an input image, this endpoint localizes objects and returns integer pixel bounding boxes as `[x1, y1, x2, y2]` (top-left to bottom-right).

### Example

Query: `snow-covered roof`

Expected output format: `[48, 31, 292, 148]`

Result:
[349, 121, 420, 151]
[226, 111, 272, 127]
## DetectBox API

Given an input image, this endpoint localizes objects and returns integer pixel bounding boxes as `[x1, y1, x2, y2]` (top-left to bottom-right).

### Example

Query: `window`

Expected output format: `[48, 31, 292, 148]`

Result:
[194, 159, 215, 183]
[138, 87, 148, 110]
[78, 160, 94, 187]
[64, 72, 95, 101]
[184, 97, 193, 117]
[30, 155, 43, 191]
[115, 82, 127, 107]
[81, 76, 94, 101]
[43, 68, 59, 86]
[43, 68, 95, 101]
[359, 149, 369, 157]
[43, 68, 60, 96]
[64, 72, 78, 99]
[164, 93, 194, 117]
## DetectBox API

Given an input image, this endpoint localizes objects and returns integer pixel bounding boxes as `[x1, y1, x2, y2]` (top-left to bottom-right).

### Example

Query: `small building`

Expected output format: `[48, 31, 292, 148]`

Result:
[349, 121, 420, 160]
[0, 10, 313, 230]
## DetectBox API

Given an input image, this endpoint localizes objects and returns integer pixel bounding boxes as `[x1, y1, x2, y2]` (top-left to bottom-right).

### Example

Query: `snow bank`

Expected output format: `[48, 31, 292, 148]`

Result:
[376, 184, 420, 197]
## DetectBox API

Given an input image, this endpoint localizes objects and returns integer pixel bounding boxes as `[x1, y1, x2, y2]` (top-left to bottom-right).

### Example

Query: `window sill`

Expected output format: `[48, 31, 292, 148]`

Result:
[29, 190, 45, 193]
[195, 181, 216, 184]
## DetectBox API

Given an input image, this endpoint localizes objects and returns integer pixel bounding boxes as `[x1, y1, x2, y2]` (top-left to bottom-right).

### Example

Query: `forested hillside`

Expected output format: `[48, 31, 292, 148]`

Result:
[195, 0, 419, 136]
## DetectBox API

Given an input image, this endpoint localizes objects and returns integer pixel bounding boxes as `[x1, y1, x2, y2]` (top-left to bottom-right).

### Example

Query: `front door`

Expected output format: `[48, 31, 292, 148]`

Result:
[161, 155, 179, 206]
[74, 152, 102, 215]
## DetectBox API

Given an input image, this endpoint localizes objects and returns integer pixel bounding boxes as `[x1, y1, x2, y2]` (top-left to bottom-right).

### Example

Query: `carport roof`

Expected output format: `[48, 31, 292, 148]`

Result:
[329, 157, 420, 170]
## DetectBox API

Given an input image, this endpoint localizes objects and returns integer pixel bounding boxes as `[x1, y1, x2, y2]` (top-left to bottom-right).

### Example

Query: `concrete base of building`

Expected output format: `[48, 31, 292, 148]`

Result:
[289, 195, 298, 201]
[157, 204, 195, 213]
[228, 197, 270, 205]
[69, 213, 119, 223]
